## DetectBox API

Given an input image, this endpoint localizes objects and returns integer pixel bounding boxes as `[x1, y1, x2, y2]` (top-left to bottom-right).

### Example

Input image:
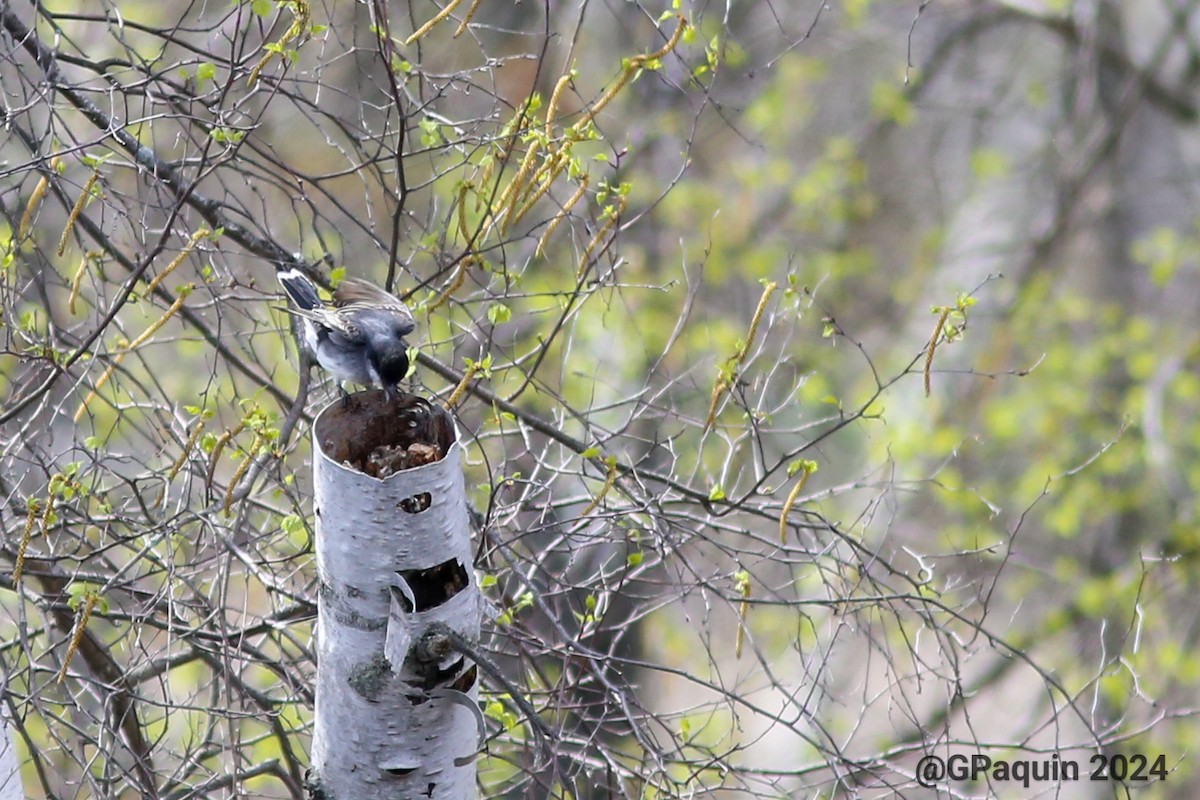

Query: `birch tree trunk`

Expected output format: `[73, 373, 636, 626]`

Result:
[307, 391, 481, 800]
[0, 679, 23, 800]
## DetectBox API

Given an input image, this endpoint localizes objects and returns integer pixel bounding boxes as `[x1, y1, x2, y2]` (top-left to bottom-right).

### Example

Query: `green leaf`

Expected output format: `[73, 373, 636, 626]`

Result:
[418, 117, 444, 147]
[626, 551, 644, 567]
[581, 446, 601, 459]
[786, 460, 806, 478]
[65, 583, 93, 608]
[734, 570, 751, 594]
[487, 303, 512, 325]
[483, 699, 509, 723]
[251, 0, 272, 17]
[209, 127, 245, 144]
[196, 62, 217, 83]
[708, 484, 726, 502]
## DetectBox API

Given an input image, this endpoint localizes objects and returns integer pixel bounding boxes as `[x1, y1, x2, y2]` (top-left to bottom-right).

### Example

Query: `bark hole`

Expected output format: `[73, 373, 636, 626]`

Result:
[396, 558, 469, 613]
[398, 492, 433, 513]
[313, 390, 454, 477]
[450, 664, 477, 693]
[381, 765, 417, 778]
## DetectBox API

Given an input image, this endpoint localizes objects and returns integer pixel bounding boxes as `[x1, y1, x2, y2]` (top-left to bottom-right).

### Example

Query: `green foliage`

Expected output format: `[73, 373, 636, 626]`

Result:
[7, 1, 1200, 796]
[418, 117, 444, 148]
[486, 303, 511, 325]
[869, 79, 914, 126]
[495, 590, 534, 626]
[65, 583, 108, 614]
[209, 127, 245, 144]
[482, 695, 521, 731]
[970, 147, 1012, 181]
[1131, 225, 1199, 287]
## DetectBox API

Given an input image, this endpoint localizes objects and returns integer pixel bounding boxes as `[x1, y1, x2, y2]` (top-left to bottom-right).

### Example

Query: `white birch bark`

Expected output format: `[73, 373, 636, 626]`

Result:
[308, 395, 481, 800]
[0, 688, 22, 800]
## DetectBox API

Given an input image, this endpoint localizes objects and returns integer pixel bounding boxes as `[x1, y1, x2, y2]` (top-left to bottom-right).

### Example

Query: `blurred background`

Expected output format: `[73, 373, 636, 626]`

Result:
[2, 0, 1199, 797]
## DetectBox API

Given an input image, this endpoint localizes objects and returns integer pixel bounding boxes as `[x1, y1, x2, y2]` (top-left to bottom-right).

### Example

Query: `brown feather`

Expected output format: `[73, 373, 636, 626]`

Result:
[333, 278, 406, 311]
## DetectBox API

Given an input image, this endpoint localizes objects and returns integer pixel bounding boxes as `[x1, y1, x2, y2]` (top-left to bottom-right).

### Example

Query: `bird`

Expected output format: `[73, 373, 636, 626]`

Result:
[277, 269, 416, 401]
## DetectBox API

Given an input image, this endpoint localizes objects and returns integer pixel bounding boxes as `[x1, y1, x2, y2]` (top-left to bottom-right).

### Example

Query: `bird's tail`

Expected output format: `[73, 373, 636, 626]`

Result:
[277, 269, 322, 310]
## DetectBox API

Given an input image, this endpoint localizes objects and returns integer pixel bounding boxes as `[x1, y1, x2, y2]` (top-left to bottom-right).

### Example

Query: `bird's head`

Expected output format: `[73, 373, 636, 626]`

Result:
[373, 340, 410, 401]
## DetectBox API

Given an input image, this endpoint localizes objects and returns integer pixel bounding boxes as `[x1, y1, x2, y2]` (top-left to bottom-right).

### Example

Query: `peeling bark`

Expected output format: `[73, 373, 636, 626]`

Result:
[307, 391, 481, 800]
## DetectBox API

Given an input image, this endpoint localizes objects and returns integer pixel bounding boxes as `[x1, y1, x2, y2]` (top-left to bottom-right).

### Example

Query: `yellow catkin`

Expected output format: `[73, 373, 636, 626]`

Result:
[475, 114, 525, 213]
[12, 499, 44, 586]
[167, 421, 207, 482]
[536, 175, 590, 257]
[19, 176, 51, 242]
[779, 466, 814, 544]
[68, 251, 103, 316]
[734, 577, 751, 659]
[644, 16, 688, 62]
[738, 282, 776, 362]
[58, 591, 99, 684]
[497, 143, 545, 234]
[578, 458, 618, 518]
[205, 420, 246, 493]
[223, 434, 264, 516]
[572, 72, 634, 134]
[146, 229, 209, 296]
[512, 147, 573, 227]
[452, 0, 483, 37]
[457, 182, 472, 244]
[577, 195, 627, 279]
[704, 281, 777, 431]
[572, 18, 686, 132]
[703, 379, 728, 433]
[475, 145, 506, 212]
[247, 0, 311, 86]
[74, 287, 192, 423]
[545, 74, 572, 140]
[405, 0, 465, 45]
[428, 258, 472, 313]
[57, 173, 99, 256]
[443, 361, 480, 411]
[924, 307, 951, 398]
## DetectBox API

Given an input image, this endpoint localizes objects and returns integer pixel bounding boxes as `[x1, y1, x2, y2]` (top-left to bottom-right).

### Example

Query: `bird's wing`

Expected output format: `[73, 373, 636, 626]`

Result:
[334, 278, 408, 312]
[335, 279, 415, 336]
[282, 305, 365, 343]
